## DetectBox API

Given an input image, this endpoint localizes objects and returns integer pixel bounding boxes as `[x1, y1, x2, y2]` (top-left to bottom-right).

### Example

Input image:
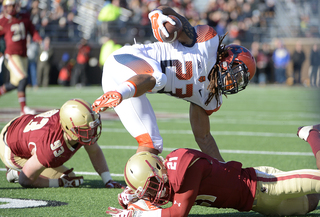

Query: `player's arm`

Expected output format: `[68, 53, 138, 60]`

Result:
[107, 158, 205, 217]
[150, 6, 195, 46]
[84, 142, 124, 188]
[189, 103, 224, 162]
[20, 154, 83, 188]
[26, 18, 42, 42]
[19, 154, 47, 187]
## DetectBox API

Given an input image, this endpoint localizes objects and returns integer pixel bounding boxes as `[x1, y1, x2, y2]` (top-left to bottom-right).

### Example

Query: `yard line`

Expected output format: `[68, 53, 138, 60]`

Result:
[99, 145, 313, 156]
[102, 128, 296, 138]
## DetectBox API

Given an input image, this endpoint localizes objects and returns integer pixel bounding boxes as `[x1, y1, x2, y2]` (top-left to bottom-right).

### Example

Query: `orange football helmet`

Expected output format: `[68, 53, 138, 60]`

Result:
[218, 44, 256, 94]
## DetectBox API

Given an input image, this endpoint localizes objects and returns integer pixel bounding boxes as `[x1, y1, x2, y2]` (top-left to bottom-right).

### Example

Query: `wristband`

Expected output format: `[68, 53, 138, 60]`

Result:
[115, 81, 137, 99]
[49, 179, 60, 187]
[101, 171, 112, 185]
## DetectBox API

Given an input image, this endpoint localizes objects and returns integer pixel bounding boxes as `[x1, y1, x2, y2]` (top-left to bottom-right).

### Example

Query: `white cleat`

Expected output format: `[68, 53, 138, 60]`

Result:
[21, 106, 36, 115]
[297, 124, 320, 141]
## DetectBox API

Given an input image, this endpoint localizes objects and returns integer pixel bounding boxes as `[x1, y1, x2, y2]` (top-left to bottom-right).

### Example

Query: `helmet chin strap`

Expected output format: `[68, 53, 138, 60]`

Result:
[63, 132, 77, 146]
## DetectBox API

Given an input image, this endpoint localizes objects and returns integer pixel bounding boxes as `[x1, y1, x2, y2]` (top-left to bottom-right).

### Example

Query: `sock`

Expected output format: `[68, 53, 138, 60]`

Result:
[18, 96, 26, 112]
[115, 81, 137, 100]
[0, 85, 6, 96]
[307, 130, 320, 157]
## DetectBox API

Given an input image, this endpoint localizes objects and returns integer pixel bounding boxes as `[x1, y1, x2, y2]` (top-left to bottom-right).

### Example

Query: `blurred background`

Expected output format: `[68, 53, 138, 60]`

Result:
[1, 0, 319, 87]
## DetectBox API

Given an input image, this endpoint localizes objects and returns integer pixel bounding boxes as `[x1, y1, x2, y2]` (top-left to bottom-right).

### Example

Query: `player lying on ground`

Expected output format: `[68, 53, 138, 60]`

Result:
[92, 5, 256, 161]
[0, 98, 124, 188]
[106, 124, 320, 217]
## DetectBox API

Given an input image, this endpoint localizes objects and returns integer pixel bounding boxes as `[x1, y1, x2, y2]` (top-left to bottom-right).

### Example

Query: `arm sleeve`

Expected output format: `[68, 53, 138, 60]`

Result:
[162, 159, 207, 217]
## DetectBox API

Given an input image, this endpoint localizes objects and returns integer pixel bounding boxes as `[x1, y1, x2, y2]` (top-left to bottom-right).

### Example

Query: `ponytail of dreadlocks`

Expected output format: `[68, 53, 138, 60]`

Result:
[205, 32, 229, 107]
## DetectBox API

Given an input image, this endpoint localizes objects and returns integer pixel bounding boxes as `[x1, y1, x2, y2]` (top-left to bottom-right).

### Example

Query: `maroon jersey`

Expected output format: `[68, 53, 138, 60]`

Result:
[164, 149, 257, 213]
[0, 13, 42, 56]
[6, 110, 82, 168]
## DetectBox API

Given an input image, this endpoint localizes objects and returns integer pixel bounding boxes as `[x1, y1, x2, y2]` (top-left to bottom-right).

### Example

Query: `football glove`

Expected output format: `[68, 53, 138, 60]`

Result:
[106, 207, 133, 217]
[127, 199, 160, 211]
[105, 180, 126, 189]
[59, 168, 83, 187]
[92, 91, 122, 113]
[148, 9, 176, 42]
[118, 186, 138, 209]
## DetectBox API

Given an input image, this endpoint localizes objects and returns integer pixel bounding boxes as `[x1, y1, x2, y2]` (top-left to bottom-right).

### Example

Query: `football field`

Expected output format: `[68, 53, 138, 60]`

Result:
[0, 85, 320, 217]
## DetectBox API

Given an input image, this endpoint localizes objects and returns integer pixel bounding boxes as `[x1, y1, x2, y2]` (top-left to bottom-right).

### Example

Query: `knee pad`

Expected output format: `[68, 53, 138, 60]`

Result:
[17, 78, 28, 92]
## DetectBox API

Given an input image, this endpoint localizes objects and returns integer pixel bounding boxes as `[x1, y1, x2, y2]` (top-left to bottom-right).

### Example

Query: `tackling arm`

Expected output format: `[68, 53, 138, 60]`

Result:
[189, 103, 224, 162]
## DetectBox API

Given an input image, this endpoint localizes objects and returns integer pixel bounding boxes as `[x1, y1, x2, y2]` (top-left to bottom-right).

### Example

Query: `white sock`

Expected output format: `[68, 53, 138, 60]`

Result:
[115, 81, 137, 100]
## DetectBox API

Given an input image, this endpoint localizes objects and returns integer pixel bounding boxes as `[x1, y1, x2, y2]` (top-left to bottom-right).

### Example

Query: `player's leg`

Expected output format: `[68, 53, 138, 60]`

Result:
[252, 166, 320, 215]
[0, 118, 23, 182]
[298, 124, 320, 169]
[6, 54, 35, 115]
[40, 165, 75, 179]
[114, 95, 162, 155]
[93, 46, 166, 112]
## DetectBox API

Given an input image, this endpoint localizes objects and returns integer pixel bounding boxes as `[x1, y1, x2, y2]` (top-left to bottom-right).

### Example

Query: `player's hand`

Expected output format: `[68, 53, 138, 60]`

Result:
[118, 186, 138, 209]
[59, 168, 83, 187]
[106, 207, 133, 217]
[105, 180, 126, 189]
[148, 9, 176, 42]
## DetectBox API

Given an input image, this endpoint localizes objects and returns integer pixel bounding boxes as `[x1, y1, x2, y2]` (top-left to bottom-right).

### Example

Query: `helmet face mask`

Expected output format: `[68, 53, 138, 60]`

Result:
[60, 99, 101, 146]
[218, 44, 256, 95]
[124, 152, 171, 206]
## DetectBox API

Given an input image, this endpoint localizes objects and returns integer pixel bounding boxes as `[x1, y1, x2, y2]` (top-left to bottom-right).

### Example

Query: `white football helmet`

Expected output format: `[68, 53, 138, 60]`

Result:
[124, 152, 171, 206]
[60, 99, 101, 145]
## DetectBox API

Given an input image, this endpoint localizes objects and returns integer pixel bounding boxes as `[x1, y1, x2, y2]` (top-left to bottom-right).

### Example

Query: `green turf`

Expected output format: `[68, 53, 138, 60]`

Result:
[0, 84, 320, 216]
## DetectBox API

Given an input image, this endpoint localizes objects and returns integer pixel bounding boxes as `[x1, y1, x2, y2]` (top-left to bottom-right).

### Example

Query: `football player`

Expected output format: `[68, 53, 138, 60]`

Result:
[92, 5, 256, 162]
[0, 98, 124, 188]
[107, 131, 320, 217]
[0, 0, 42, 115]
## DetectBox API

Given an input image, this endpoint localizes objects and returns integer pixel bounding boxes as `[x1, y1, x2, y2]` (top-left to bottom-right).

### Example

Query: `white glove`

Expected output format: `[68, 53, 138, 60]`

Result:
[106, 207, 133, 217]
[59, 168, 83, 187]
[118, 186, 138, 209]
[148, 9, 176, 42]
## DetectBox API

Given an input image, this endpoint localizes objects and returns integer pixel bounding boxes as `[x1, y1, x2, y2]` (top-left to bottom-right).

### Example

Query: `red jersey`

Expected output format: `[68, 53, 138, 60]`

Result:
[0, 13, 42, 56]
[6, 110, 83, 168]
[163, 148, 257, 215]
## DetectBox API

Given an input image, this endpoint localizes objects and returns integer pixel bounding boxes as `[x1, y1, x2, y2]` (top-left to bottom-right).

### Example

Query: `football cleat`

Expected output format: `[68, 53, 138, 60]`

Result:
[6, 167, 19, 183]
[92, 91, 122, 113]
[297, 124, 320, 141]
[21, 106, 36, 115]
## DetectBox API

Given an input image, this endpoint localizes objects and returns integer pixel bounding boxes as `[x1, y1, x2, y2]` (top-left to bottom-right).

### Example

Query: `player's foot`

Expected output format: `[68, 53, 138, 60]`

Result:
[6, 167, 19, 183]
[21, 106, 36, 115]
[297, 124, 320, 141]
[92, 91, 122, 113]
